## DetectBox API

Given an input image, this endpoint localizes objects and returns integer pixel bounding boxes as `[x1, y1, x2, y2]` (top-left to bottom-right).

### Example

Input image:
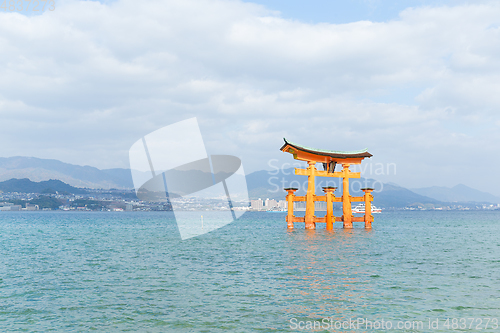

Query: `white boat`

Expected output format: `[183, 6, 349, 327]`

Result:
[352, 203, 382, 214]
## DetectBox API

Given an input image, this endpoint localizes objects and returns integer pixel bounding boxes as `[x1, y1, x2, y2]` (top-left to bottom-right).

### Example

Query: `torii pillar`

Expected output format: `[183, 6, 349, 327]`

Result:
[362, 188, 374, 229]
[341, 164, 355, 229]
[304, 161, 317, 230]
[323, 186, 336, 230]
[285, 188, 298, 229]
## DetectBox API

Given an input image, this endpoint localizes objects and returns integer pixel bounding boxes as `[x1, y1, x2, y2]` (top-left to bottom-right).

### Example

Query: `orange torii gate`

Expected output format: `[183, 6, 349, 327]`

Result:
[280, 139, 374, 230]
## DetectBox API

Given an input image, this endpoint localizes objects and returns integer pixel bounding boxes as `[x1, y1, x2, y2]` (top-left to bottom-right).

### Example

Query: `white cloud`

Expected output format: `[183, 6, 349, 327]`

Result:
[0, 0, 500, 193]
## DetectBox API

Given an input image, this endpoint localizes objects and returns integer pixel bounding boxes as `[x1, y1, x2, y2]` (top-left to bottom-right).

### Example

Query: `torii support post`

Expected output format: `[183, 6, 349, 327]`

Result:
[341, 164, 353, 229]
[295, 162, 361, 229]
[323, 187, 337, 230]
[305, 161, 316, 230]
[285, 188, 298, 229]
[361, 188, 374, 229]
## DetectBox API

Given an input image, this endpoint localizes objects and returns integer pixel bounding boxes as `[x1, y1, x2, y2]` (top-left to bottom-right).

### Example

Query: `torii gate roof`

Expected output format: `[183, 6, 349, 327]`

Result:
[280, 138, 372, 164]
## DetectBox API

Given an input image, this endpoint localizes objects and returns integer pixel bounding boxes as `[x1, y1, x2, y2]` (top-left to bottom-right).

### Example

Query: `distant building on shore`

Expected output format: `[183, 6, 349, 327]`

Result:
[24, 203, 39, 211]
[250, 198, 287, 211]
[0, 202, 22, 211]
[265, 198, 278, 209]
[251, 198, 264, 210]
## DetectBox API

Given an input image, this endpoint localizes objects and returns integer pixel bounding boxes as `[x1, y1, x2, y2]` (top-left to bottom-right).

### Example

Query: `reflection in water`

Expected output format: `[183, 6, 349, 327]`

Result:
[282, 227, 377, 331]
[3, 211, 500, 332]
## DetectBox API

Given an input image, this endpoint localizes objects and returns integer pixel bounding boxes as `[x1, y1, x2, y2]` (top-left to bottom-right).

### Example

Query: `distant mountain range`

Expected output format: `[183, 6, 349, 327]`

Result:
[0, 157, 134, 189]
[0, 178, 86, 195]
[411, 184, 500, 203]
[244, 168, 500, 208]
[246, 168, 442, 208]
[0, 157, 498, 208]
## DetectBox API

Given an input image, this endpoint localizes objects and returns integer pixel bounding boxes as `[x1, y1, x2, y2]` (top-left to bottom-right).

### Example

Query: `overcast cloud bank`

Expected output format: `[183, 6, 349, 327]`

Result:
[1, 0, 500, 193]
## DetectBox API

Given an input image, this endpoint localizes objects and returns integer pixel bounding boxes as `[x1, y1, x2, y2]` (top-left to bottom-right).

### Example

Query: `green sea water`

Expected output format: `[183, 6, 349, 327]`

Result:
[1, 211, 499, 332]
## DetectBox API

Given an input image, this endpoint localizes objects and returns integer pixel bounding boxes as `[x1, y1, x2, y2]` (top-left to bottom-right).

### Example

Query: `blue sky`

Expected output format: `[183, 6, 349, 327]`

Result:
[244, 0, 456, 24]
[1, 0, 500, 194]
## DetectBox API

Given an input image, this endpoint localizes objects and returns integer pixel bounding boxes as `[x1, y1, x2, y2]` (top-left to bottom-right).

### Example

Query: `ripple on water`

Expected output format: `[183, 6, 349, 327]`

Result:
[1, 211, 500, 331]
